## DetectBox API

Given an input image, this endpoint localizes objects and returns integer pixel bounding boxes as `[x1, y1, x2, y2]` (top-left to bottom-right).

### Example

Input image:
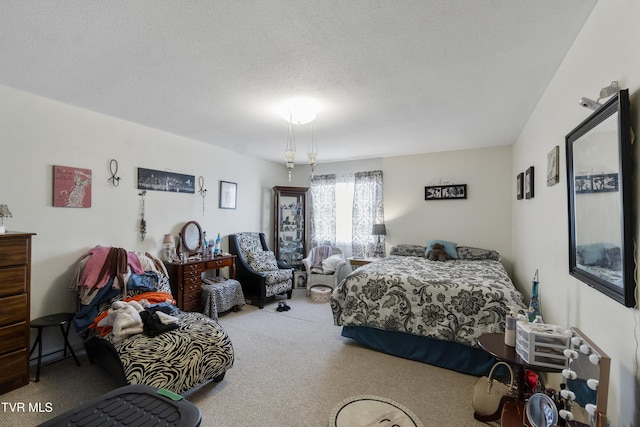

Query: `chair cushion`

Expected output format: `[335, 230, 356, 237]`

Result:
[263, 269, 293, 286]
[248, 251, 279, 272]
[322, 255, 343, 274]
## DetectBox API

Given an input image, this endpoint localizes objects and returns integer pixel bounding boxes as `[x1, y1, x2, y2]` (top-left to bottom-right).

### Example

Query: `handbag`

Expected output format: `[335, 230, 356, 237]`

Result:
[472, 361, 516, 421]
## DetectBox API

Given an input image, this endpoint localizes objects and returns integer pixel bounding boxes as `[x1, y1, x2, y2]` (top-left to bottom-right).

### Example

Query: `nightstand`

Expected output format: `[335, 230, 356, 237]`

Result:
[347, 257, 377, 269]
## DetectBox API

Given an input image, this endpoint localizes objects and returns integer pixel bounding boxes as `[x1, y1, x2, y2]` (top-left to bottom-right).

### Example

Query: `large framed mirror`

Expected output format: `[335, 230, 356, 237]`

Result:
[178, 220, 203, 257]
[566, 89, 635, 307]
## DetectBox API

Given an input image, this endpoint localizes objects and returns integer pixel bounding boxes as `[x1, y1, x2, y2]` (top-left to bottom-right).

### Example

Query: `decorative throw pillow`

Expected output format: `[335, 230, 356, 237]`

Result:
[456, 246, 501, 261]
[248, 251, 279, 272]
[425, 240, 458, 259]
[390, 244, 426, 257]
[322, 255, 343, 274]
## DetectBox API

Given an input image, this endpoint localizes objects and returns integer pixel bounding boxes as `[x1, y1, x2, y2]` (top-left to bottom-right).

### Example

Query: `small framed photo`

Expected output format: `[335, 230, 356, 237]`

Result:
[547, 146, 560, 186]
[294, 271, 307, 289]
[525, 167, 534, 199]
[219, 181, 237, 209]
[517, 172, 524, 200]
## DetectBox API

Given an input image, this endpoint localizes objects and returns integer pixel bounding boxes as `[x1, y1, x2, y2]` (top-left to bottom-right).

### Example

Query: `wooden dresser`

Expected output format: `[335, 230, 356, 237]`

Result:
[164, 255, 236, 312]
[0, 232, 35, 394]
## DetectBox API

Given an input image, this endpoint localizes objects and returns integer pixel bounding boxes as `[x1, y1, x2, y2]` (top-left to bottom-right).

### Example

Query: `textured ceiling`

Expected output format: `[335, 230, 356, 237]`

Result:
[0, 1, 597, 164]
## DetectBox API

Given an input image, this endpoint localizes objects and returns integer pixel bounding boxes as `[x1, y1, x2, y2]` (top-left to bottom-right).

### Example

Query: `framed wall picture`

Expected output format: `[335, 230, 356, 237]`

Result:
[517, 172, 524, 200]
[137, 168, 195, 193]
[547, 146, 560, 186]
[525, 166, 534, 199]
[53, 165, 92, 208]
[424, 184, 467, 200]
[219, 181, 237, 209]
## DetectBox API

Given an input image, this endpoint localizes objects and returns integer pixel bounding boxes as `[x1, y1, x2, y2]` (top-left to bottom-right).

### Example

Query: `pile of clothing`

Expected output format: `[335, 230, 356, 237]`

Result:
[96, 299, 179, 343]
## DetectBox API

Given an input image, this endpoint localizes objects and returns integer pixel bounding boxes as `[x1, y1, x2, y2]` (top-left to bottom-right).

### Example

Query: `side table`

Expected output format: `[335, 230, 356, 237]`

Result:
[347, 257, 377, 269]
[477, 333, 563, 426]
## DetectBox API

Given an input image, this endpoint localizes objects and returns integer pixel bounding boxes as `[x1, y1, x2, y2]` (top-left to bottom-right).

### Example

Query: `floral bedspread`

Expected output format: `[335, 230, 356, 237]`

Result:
[330, 255, 527, 347]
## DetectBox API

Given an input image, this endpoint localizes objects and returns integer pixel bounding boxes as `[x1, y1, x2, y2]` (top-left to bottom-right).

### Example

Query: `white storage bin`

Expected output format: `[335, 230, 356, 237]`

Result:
[515, 322, 569, 369]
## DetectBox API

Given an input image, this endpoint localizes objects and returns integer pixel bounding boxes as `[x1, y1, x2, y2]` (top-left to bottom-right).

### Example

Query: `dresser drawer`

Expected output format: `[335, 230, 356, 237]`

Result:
[208, 258, 232, 269]
[183, 280, 201, 293]
[182, 294, 201, 312]
[0, 294, 28, 327]
[0, 266, 27, 297]
[0, 349, 28, 386]
[0, 322, 27, 355]
[0, 239, 28, 267]
[183, 262, 205, 274]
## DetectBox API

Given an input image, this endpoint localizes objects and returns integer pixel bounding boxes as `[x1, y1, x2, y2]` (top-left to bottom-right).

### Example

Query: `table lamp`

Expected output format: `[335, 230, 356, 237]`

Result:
[0, 205, 12, 233]
[372, 223, 386, 257]
[162, 234, 175, 261]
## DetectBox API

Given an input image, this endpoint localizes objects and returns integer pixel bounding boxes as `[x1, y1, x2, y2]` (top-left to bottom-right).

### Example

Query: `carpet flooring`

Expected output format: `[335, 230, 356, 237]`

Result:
[1, 289, 496, 426]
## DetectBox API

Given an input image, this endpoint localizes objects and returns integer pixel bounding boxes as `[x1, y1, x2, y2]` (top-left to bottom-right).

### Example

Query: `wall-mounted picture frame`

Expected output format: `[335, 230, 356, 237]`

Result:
[424, 184, 467, 200]
[219, 180, 237, 209]
[137, 168, 195, 193]
[525, 166, 534, 199]
[53, 165, 92, 208]
[547, 146, 560, 186]
[516, 172, 524, 200]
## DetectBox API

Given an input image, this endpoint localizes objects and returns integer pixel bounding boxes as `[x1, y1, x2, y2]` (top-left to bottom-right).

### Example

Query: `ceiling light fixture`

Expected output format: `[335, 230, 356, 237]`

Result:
[285, 116, 296, 182]
[280, 97, 320, 181]
[308, 123, 318, 177]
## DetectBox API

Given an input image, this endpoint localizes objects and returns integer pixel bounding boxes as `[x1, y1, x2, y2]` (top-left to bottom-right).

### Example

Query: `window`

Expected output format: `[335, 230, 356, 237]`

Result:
[310, 170, 383, 258]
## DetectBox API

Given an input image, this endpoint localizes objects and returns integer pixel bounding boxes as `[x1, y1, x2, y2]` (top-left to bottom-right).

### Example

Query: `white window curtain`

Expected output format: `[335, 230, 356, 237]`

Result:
[352, 170, 384, 257]
[309, 174, 336, 247]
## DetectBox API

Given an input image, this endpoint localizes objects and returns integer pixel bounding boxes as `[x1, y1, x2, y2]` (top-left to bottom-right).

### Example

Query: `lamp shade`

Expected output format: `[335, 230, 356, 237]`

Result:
[0, 205, 12, 218]
[372, 224, 386, 236]
[162, 234, 175, 246]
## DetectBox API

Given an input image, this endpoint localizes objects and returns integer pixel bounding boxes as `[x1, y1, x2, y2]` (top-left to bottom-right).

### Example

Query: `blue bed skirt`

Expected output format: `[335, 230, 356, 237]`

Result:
[341, 325, 496, 377]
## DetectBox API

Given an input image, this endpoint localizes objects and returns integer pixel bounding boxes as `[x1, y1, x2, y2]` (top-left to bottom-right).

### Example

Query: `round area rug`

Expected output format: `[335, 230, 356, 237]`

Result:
[329, 395, 424, 427]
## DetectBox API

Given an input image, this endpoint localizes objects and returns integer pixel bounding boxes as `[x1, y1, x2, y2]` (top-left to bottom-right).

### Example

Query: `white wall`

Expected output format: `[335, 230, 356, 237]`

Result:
[0, 84, 287, 327]
[298, 145, 514, 273]
[512, 0, 640, 424]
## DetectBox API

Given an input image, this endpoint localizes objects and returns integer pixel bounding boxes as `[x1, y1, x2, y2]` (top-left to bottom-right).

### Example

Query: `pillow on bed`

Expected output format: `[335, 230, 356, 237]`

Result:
[390, 244, 427, 257]
[426, 240, 458, 259]
[456, 246, 501, 261]
[248, 250, 279, 272]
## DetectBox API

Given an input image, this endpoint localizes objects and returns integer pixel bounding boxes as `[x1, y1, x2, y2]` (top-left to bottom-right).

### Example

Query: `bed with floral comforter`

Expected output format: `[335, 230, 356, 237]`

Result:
[330, 245, 527, 375]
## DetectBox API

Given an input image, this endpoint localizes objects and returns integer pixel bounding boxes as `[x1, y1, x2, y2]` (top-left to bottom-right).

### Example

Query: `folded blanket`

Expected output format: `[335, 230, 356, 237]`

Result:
[310, 245, 332, 273]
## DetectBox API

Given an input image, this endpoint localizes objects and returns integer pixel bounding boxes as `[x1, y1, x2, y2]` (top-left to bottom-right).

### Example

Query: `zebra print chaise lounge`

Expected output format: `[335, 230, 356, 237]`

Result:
[72, 247, 234, 394]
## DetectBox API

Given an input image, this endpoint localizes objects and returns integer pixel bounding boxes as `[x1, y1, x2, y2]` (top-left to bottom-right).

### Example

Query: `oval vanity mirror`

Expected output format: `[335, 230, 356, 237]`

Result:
[526, 393, 558, 427]
[179, 220, 203, 256]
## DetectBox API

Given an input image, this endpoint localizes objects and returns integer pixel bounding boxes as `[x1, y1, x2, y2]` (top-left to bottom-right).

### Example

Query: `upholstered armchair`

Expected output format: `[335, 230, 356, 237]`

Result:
[301, 246, 346, 296]
[228, 232, 293, 308]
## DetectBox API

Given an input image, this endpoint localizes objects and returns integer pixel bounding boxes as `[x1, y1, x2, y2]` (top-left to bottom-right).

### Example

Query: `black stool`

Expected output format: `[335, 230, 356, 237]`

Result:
[29, 312, 81, 382]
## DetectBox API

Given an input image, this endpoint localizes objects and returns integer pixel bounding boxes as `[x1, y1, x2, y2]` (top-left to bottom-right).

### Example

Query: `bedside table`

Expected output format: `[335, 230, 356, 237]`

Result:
[347, 257, 377, 269]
